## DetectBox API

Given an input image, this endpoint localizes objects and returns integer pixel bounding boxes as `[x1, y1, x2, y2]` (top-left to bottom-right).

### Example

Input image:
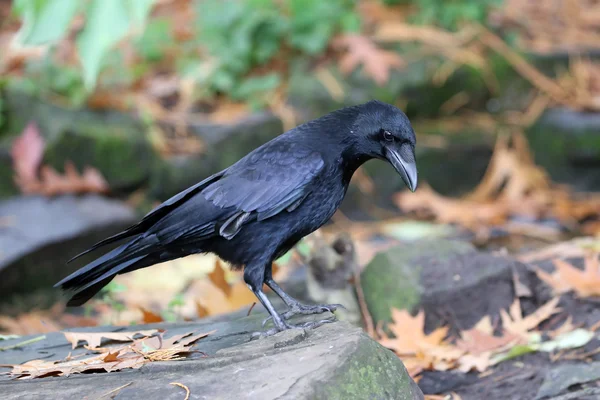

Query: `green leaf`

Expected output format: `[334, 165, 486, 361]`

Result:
[231, 73, 280, 100]
[77, 0, 155, 91]
[538, 329, 595, 352]
[15, 0, 79, 46]
[492, 344, 538, 364]
[125, 0, 156, 33]
[382, 221, 455, 241]
[77, 0, 130, 91]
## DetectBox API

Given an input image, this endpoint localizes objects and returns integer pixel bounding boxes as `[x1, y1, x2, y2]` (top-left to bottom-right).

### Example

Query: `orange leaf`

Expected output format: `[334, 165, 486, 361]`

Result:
[139, 307, 163, 324]
[500, 297, 560, 338]
[537, 254, 600, 298]
[208, 260, 232, 297]
[333, 34, 405, 86]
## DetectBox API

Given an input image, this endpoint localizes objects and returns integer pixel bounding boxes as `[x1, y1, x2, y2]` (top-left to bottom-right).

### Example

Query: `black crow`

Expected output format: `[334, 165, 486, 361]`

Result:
[55, 100, 417, 335]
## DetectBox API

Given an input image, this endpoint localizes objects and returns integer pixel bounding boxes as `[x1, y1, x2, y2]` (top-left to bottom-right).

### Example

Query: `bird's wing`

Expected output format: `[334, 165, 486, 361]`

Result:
[201, 141, 324, 238]
[67, 171, 226, 262]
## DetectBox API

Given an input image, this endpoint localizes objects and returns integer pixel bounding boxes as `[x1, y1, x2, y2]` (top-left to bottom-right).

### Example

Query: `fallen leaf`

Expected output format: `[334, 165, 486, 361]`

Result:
[536, 253, 600, 298]
[139, 307, 163, 324]
[500, 297, 561, 338]
[333, 34, 405, 86]
[11, 122, 45, 186]
[208, 260, 231, 297]
[378, 309, 450, 355]
[9, 330, 213, 379]
[63, 329, 159, 350]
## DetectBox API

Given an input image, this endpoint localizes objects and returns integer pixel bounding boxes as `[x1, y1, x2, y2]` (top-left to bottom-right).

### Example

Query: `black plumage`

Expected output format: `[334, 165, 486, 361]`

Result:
[55, 100, 418, 335]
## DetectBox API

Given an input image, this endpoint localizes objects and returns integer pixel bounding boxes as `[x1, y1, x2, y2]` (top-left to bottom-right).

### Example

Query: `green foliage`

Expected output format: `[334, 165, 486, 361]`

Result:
[195, 0, 359, 105]
[408, 0, 502, 30]
[12, 0, 156, 91]
[96, 281, 127, 321]
[8, 53, 87, 107]
[162, 293, 186, 323]
[135, 18, 174, 63]
[13, 0, 79, 45]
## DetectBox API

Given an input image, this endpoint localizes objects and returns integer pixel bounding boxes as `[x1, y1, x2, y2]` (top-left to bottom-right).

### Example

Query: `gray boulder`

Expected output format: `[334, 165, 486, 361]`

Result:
[0, 315, 423, 400]
[360, 239, 517, 331]
[0, 195, 136, 303]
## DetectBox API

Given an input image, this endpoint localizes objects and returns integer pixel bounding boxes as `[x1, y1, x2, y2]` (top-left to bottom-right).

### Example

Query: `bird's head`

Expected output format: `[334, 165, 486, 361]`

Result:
[349, 100, 418, 192]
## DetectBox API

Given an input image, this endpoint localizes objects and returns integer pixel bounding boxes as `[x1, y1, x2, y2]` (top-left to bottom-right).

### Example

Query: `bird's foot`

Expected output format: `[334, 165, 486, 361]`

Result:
[252, 317, 335, 339]
[262, 302, 344, 327]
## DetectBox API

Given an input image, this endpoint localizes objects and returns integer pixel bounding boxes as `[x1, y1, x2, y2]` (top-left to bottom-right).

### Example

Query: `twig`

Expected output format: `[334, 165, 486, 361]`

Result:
[94, 382, 133, 399]
[246, 302, 257, 316]
[0, 335, 46, 351]
[478, 26, 570, 105]
[170, 382, 190, 400]
[353, 269, 375, 338]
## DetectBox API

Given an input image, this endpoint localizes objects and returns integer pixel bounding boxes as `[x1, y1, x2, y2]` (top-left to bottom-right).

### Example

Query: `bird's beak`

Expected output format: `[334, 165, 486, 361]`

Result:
[385, 144, 418, 192]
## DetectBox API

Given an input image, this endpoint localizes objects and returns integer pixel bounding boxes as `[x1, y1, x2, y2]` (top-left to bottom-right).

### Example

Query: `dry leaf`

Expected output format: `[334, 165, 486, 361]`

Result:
[0, 304, 97, 335]
[63, 329, 159, 350]
[456, 322, 518, 356]
[208, 260, 232, 297]
[11, 121, 45, 185]
[536, 254, 600, 298]
[139, 307, 163, 324]
[9, 330, 212, 379]
[500, 297, 560, 338]
[378, 309, 450, 355]
[333, 34, 405, 86]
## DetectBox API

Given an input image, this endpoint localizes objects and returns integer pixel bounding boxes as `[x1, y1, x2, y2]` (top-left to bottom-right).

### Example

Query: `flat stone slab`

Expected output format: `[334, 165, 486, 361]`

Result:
[0, 314, 423, 400]
[0, 195, 136, 300]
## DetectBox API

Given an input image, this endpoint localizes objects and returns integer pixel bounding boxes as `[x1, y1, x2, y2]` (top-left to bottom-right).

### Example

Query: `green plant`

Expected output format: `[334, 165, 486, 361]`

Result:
[195, 0, 360, 105]
[161, 293, 186, 323]
[409, 0, 502, 31]
[9, 53, 88, 107]
[13, 0, 156, 91]
[97, 281, 127, 322]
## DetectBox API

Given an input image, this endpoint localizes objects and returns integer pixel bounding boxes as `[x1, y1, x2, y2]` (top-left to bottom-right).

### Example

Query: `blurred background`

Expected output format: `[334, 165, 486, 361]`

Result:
[0, 0, 599, 396]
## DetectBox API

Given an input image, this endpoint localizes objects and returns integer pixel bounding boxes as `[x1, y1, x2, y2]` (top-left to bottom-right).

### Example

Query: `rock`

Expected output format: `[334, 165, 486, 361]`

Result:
[0, 195, 136, 305]
[527, 108, 600, 192]
[360, 239, 517, 330]
[0, 315, 423, 400]
[535, 362, 600, 399]
[1, 88, 160, 194]
[306, 234, 362, 325]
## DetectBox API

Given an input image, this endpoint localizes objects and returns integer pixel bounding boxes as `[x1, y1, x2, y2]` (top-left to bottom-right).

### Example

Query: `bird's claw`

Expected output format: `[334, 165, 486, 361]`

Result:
[261, 302, 343, 327]
[252, 317, 335, 339]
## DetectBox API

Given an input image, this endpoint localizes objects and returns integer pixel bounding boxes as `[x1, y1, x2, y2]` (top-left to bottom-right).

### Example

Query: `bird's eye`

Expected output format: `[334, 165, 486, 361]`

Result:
[382, 130, 394, 142]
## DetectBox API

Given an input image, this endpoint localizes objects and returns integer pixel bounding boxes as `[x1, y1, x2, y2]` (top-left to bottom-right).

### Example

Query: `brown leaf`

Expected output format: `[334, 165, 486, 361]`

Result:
[333, 34, 404, 86]
[500, 297, 561, 338]
[139, 307, 163, 324]
[9, 329, 213, 379]
[11, 122, 45, 188]
[536, 254, 600, 298]
[208, 260, 231, 297]
[63, 329, 159, 349]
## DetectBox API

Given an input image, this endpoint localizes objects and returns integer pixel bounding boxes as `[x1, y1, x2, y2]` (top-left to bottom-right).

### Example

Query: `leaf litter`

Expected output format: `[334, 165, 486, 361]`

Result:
[11, 122, 109, 196]
[376, 296, 595, 378]
[5, 329, 213, 379]
[395, 130, 600, 237]
[536, 252, 600, 298]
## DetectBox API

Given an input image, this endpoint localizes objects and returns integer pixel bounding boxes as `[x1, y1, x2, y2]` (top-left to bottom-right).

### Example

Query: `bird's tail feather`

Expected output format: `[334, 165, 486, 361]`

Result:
[56, 238, 159, 306]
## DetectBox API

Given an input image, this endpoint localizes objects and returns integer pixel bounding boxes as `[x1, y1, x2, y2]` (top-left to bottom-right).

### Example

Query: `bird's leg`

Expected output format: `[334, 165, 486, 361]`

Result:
[246, 266, 332, 337]
[265, 277, 343, 320]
